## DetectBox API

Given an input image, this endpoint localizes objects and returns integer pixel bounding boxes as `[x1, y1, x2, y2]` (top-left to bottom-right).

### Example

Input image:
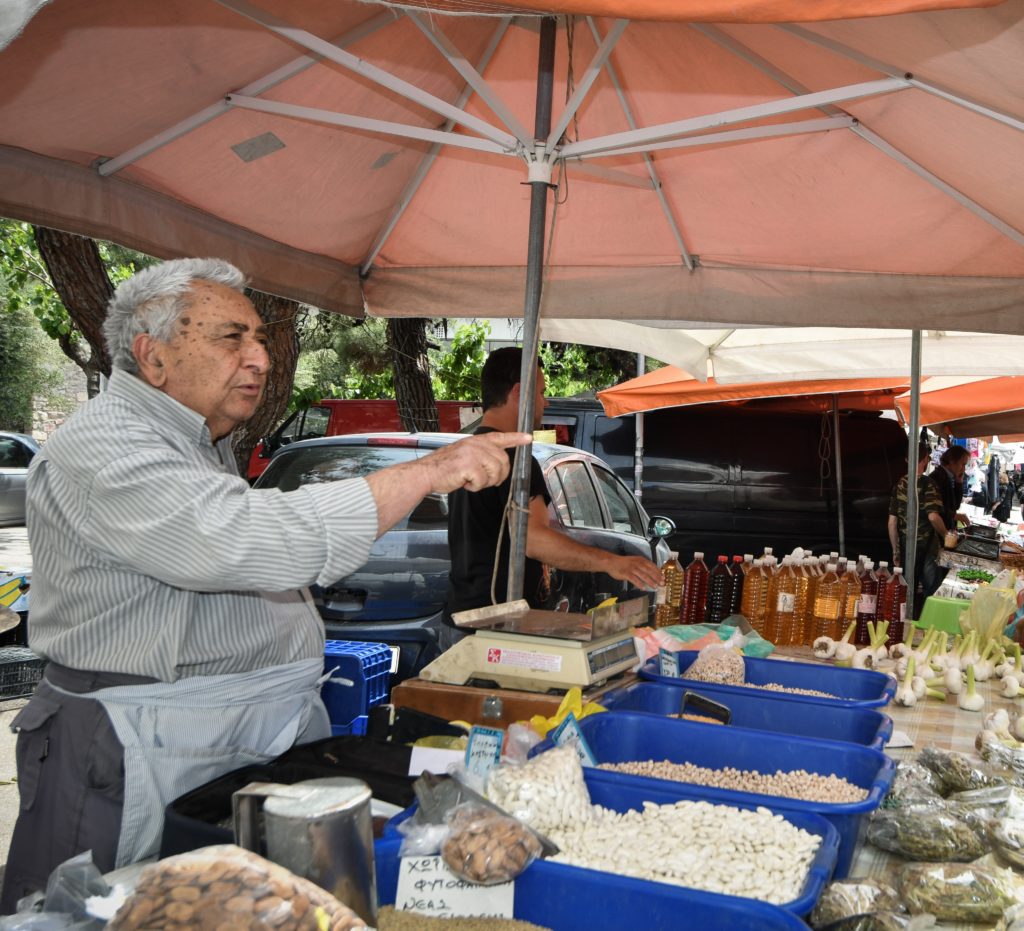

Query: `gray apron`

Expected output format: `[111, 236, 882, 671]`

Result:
[45, 657, 330, 866]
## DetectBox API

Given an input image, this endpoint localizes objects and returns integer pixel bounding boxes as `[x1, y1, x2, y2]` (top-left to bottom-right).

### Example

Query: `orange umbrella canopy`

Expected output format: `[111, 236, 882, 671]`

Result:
[896, 376, 1024, 437]
[598, 366, 912, 416]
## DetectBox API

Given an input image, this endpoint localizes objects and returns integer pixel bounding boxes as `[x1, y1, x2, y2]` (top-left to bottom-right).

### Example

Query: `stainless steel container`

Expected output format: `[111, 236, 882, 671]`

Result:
[233, 776, 376, 925]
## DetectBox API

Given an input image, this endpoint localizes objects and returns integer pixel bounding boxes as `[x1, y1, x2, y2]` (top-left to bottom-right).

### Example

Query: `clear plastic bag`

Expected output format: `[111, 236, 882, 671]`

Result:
[867, 806, 988, 861]
[948, 785, 1024, 822]
[440, 803, 542, 885]
[814, 914, 936, 931]
[0, 852, 108, 931]
[990, 817, 1024, 869]
[486, 746, 592, 835]
[684, 642, 745, 685]
[107, 845, 366, 930]
[918, 746, 1011, 794]
[809, 879, 903, 928]
[885, 760, 945, 807]
[898, 858, 1023, 923]
[977, 730, 1024, 782]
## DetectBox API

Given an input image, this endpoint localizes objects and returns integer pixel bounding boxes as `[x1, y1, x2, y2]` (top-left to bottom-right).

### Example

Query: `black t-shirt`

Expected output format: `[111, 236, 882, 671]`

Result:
[444, 427, 552, 623]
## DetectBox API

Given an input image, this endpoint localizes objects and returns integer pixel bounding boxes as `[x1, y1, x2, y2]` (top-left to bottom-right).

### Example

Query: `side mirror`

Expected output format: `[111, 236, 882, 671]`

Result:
[648, 515, 676, 539]
[258, 439, 272, 459]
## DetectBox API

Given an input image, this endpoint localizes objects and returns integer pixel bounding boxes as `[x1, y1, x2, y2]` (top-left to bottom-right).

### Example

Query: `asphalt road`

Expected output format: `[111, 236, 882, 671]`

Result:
[0, 526, 31, 887]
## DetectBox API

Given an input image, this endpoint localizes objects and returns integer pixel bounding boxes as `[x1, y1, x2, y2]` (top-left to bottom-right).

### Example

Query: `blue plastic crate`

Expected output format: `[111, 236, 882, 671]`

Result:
[602, 681, 893, 749]
[533, 710, 894, 879]
[639, 653, 896, 708]
[322, 640, 391, 728]
[330, 714, 368, 737]
[378, 773, 837, 922]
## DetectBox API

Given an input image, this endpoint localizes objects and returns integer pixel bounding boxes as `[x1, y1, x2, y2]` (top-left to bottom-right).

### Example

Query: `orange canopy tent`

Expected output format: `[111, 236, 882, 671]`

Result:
[895, 376, 1024, 438]
[597, 366, 912, 416]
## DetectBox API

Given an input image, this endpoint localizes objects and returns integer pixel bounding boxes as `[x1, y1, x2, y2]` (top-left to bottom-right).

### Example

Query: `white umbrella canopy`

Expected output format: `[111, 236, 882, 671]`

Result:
[538, 321, 1024, 382]
[0, 0, 1022, 328]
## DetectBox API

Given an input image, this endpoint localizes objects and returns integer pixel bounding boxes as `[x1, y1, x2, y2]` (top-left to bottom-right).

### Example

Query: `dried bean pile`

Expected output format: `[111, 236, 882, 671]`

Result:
[671, 713, 725, 725]
[747, 682, 838, 699]
[548, 799, 820, 904]
[599, 760, 867, 803]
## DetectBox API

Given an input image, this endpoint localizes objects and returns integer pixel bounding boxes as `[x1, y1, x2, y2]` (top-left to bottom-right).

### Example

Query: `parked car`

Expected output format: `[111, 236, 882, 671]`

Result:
[0, 432, 40, 527]
[247, 399, 481, 481]
[254, 433, 674, 682]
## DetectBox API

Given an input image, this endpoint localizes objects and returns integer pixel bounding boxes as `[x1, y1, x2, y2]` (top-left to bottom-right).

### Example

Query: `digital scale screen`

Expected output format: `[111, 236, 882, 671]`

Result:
[587, 637, 636, 675]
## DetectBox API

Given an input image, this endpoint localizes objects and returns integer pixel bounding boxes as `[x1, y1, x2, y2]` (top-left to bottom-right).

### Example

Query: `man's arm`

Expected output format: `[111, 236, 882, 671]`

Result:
[524, 497, 663, 590]
[887, 513, 900, 566]
[365, 431, 531, 536]
[928, 512, 948, 537]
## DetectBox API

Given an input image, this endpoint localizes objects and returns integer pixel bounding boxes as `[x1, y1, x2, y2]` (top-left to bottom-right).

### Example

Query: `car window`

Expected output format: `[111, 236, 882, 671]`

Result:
[258, 445, 447, 530]
[550, 461, 605, 529]
[0, 437, 32, 469]
[592, 465, 646, 535]
[278, 406, 330, 445]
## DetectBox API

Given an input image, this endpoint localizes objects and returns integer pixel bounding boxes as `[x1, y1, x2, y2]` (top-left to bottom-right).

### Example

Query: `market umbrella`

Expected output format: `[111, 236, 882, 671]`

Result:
[895, 376, 1024, 438]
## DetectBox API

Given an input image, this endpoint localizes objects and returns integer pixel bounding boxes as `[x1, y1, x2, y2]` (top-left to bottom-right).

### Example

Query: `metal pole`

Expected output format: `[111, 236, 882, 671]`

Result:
[832, 395, 846, 555]
[905, 329, 923, 620]
[507, 16, 556, 602]
[634, 353, 645, 499]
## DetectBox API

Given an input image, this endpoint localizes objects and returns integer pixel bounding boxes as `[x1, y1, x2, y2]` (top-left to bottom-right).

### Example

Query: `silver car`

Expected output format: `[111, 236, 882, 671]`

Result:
[255, 432, 674, 681]
[0, 432, 40, 527]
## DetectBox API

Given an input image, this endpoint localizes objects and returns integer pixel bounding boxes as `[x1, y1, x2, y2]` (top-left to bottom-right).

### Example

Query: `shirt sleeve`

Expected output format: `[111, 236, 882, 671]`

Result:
[78, 445, 378, 593]
[888, 480, 902, 517]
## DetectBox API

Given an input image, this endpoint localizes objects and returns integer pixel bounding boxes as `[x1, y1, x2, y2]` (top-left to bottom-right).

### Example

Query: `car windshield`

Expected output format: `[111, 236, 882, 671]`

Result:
[258, 444, 448, 530]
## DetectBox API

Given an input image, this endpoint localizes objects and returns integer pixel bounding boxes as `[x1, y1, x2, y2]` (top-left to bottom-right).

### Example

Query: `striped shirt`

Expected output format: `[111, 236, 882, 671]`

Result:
[26, 369, 379, 681]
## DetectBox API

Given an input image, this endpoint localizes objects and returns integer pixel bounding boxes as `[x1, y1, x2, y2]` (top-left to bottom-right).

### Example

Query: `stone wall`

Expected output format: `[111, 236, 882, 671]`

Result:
[32, 362, 87, 443]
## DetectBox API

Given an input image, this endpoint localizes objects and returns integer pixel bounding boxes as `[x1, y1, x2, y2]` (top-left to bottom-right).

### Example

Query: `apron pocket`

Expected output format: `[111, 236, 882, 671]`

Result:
[11, 692, 61, 812]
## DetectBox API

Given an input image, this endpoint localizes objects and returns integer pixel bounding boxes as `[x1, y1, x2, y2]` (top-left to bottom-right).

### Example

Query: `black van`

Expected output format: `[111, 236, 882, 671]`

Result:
[541, 398, 908, 564]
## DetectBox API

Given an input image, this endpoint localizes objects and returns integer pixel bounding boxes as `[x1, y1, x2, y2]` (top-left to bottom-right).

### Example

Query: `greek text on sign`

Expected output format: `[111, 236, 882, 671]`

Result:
[395, 856, 514, 918]
[485, 646, 562, 673]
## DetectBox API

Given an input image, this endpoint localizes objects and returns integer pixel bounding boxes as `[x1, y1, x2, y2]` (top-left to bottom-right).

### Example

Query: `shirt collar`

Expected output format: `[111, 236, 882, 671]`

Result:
[108, 368, 217, 449]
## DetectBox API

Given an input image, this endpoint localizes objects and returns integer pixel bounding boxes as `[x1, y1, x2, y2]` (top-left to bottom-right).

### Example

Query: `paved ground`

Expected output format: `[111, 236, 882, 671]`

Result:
[0, 526, 32, 886]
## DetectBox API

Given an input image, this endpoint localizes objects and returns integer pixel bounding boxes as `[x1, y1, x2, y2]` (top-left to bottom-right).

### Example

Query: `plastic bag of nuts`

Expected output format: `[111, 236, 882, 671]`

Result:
[441, 803, 542, 885]
[685, 644, 745, 685]
[107, 844, 367, 931]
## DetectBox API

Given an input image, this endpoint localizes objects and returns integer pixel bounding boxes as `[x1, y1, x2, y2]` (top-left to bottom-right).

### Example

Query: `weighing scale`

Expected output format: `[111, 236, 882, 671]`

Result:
[421, 597, 648, 692]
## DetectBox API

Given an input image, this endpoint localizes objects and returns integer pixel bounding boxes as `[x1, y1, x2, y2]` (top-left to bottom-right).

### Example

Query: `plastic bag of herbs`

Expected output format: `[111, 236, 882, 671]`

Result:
[899, 856, 1024, 923]
[867, 803, 989, 861]
[917, 746, 1012, 795]
[809, 879, 904, 928]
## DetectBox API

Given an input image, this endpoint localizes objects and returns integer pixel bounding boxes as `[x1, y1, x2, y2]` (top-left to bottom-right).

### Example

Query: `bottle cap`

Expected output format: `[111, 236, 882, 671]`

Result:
[753, 558, 764, 566]
[764, 547, 774, 555]
[880, 561, 889, 568]
[717, 555, 728, 563]
[670, 551, 679, 559]
[694, 551, 704, 559]
[894, 567, 903, 574]
[732, 555, 743, 563]
[744, 554, 754, 561]
[827, 563, 837, 571]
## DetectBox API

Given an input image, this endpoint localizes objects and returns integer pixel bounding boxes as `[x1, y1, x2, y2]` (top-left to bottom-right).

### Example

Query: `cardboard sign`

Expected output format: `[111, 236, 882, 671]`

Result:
[394, 856, 514, 918]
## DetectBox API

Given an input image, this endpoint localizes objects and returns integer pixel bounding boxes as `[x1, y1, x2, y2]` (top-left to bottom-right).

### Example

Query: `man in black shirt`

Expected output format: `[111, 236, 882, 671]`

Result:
[930, 445, 970, 533]
[441, 348, 662, 650]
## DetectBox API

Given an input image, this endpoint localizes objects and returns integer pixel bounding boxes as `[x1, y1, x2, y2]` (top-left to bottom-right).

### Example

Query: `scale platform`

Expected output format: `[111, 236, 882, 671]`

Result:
[421, 597, 648, 693]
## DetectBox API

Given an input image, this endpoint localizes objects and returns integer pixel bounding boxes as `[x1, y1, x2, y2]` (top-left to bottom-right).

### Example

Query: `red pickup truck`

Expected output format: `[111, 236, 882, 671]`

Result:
[246, 399, 481, 481]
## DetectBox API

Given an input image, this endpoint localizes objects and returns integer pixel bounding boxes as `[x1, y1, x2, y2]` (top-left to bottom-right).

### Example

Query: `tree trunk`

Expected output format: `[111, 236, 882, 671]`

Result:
[231, 290, 301, 475]
[33, 226, 113, 390]
[387, 317, 439, 431]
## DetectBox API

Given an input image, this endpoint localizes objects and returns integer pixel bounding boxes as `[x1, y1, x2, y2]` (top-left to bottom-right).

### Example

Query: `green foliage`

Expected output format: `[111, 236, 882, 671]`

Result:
[430, 320, 489, 400]
[0, 294, 61, 432]
[539, 341, 630, 397]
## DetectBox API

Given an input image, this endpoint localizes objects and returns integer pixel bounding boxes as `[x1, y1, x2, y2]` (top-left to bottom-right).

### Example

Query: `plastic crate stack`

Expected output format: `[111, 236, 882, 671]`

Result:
[322, 640, 392, 736]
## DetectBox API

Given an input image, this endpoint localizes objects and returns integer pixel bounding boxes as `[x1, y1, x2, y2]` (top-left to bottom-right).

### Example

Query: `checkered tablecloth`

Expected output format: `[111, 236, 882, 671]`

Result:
[771, 646, 1013, 929]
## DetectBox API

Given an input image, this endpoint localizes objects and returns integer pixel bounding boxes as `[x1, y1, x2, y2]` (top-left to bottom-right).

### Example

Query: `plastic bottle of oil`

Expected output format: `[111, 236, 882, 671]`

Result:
[881, 566, 909, 646]
[811, 563, 843, 641]
[764, 556, 799, 645]
[740, 558, 770, 634]
[741, 554, 754, 574]
[854, 560, 879, 646]
[875, 561, 892, 634]
[655, 551, 684, 628]
[705, 555, 734, 624]
[793, 558, 817, 645]
[728, 555, 745, 615]
[840, 560, 861, 633]
[680, 552, 709, 625]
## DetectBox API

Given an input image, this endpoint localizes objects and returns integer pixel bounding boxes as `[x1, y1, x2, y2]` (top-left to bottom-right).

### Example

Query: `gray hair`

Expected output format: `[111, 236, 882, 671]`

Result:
[102, 258, 247, 373]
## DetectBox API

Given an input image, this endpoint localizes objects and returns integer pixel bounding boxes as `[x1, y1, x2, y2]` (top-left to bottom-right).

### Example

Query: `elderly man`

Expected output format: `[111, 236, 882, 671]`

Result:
[930, 445, 971, 533]
[1, 258, 529, 911]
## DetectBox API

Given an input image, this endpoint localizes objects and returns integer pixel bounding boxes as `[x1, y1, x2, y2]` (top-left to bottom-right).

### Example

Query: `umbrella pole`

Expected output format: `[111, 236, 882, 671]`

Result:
[635, 352, 646, 500]
[833, 395, 846, 555]
[507, 16, 556, 603]
[905, 329, 923, 619]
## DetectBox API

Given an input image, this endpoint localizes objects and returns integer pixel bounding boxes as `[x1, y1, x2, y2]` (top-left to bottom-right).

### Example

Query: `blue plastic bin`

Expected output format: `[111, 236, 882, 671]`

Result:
[322, 640, 391, 729]
[602, 681, 893, 749]
[377, 773, 837, 924]
[330, 714, 368, 737]
[533, 710, 894, 879]
[639, 653, 896, 708]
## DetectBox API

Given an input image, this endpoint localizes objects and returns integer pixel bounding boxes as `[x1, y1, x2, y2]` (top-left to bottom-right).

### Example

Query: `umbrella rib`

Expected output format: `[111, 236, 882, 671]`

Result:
[694, 24, 1024, 248]
[545, 19, 628, 152]
[584, 16, 693, 272]
[779, 24, 1024, 135]
[559, 77, 909, 158]
[405, 11, 531, 147]
[214, 0, 520, 152]
[226, 94, 507, 155]
[97, 10, 396, 177]
[360, 18, 512, 277]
